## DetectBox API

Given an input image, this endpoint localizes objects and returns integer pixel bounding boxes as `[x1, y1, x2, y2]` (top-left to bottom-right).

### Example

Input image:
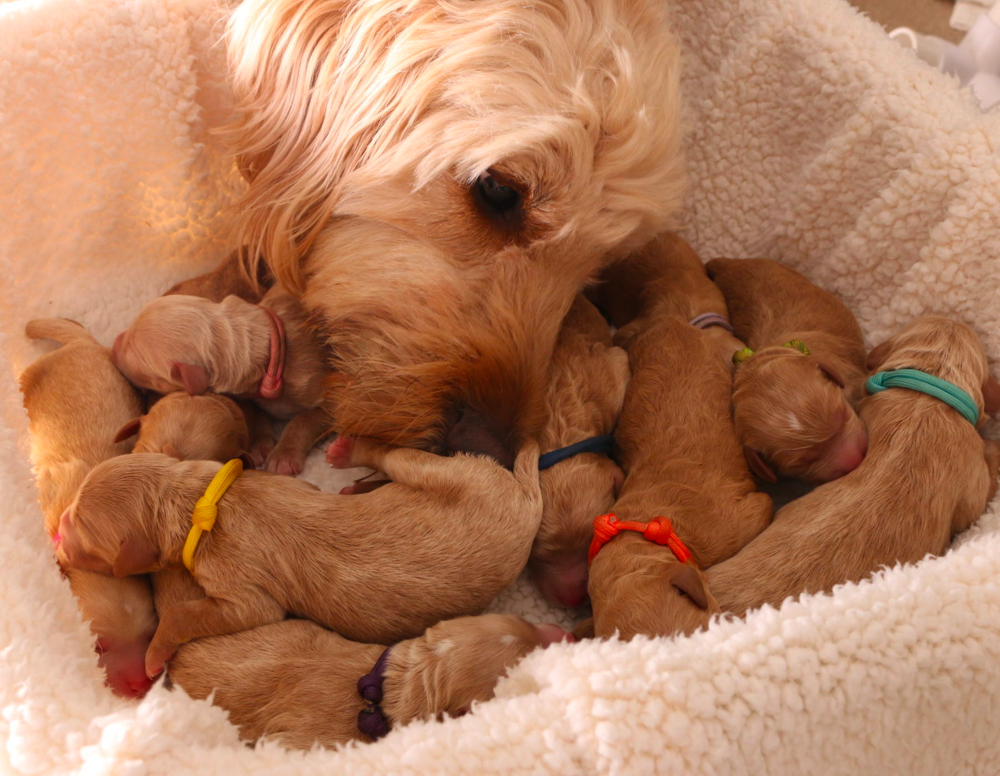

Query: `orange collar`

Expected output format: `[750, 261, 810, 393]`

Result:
[587, 513, 693, 565]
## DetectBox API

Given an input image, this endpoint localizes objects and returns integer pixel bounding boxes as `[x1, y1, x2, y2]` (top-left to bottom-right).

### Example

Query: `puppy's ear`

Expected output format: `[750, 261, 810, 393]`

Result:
[816, 361, 845, 388]
[112, 537, 160, 577]
[113, 417, 143, 443]
[170, 362, 209, 395]
[161, 443, 180, 459]
[865, 341, 892, 372]
[983, 375, 1000, 414]
[744, 447, 778, 483]
[670, 565, 709, 610]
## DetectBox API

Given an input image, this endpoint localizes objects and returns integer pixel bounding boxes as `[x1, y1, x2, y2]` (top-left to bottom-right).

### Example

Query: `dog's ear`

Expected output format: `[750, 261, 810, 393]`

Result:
[983, 375, 1000, 415]
[170, 362, 209, 395]
[744, 447, 778, 483]
[816, 360, 845, 388]
[670, 565, 709, 610]
[865, 340, 892, 372]
[113, 417, 143, 443]
[112, 537, 160, 577]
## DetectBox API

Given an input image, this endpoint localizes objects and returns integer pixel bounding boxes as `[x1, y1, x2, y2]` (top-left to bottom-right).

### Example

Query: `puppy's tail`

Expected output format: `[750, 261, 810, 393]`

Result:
[512, 438, 541, 499]
[25, 318, 97, 347]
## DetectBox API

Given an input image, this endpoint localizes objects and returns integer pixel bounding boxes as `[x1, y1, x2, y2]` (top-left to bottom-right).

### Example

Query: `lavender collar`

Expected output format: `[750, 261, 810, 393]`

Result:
[689, 312, 734, 334]
[357, 648, 392, 740]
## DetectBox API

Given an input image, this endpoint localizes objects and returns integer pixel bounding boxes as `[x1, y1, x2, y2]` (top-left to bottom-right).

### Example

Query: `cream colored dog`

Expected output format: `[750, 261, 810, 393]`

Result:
[224, 0, 686, 458]
[20, 319, 158, 698]
[58, 438, 541, 678]
[112, 288, 332, 475]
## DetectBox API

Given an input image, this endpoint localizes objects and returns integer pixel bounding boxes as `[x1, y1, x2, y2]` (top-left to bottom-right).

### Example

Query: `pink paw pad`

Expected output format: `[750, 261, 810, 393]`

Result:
[325, 436, 355, 469]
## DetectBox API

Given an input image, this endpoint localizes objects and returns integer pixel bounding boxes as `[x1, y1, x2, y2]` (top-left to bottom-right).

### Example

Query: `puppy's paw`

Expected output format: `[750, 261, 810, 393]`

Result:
[249, 437, 275, 469]
[264, 447, 305, 477]
[325, 436, 354, 468]
[144, 640, 176, 680]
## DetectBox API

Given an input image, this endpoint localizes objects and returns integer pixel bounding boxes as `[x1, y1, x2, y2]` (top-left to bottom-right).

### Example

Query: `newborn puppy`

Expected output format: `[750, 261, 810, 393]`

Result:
[20, 318, 158, 698]
[114, 392, 253, 465]
[111, 287, 332, 476]
[164, 248, 272, 303]
[167, 614, 571, 750]
[706, 258, 868, 483]
[531, 296, 628, 608]
[705, 317, 1000, 619]
[587, 316, 772, 640]
[57, 438, 542, 678]
[595, 233, 745, 367]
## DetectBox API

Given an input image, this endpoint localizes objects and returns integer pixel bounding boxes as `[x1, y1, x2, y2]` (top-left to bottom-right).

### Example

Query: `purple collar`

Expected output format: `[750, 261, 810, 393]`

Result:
[689, 312, 734, 334]
[357, 648, 392, 741]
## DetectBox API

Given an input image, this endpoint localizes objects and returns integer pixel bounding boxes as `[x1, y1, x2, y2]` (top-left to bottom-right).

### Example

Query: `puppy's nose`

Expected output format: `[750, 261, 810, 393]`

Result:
[534, 623, 575, 647]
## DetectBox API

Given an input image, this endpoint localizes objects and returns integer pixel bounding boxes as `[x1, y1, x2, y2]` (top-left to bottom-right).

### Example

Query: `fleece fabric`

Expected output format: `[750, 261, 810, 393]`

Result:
[2, 0, 1000, 772]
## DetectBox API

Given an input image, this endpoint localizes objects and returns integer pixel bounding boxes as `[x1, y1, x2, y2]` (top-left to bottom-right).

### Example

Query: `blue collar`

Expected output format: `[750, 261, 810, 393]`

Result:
[866, 369, 979, 426]
[538, 434, 615, 471]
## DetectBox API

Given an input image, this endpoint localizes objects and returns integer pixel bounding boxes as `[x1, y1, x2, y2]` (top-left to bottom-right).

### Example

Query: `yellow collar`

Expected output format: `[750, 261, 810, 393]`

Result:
[182, 459, 244, 573]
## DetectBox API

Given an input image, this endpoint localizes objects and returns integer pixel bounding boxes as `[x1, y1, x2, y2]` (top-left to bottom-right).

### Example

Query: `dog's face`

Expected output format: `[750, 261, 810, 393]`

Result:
[866, 316, 1000, 421]
[226, 0, 686, 454]
[734, 350, 869, 484]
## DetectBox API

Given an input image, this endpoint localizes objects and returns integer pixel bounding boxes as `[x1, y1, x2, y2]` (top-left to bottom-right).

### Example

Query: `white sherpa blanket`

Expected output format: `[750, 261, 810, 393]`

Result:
[3, 0, 1000, 772]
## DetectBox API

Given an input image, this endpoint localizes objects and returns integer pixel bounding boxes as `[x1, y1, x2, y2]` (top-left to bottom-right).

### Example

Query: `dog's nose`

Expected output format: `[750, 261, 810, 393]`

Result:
[534, 623, 575, 647]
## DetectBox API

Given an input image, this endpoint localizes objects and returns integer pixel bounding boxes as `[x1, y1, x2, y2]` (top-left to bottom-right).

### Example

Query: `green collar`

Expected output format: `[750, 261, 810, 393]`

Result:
[866, 369, 979, 426]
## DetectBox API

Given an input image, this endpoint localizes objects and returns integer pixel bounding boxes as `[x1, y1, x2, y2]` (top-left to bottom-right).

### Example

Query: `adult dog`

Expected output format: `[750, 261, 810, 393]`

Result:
[226, 0, 685, 461]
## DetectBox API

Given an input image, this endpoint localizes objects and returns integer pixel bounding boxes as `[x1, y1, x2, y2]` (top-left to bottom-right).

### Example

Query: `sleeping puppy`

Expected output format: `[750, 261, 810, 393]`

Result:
[586, 316, 772, 640]
[594, 232, 746, 368]
[20, 318, 158, 698]
[706, 258, 869, 484]
[167, 613, 571, 750]
[111, 287, 333, 476]
[56, 437, 542, 678]
[703, 317, 1000, 619]
[114, 392, 254, 466]
[530, 297, 628, 608]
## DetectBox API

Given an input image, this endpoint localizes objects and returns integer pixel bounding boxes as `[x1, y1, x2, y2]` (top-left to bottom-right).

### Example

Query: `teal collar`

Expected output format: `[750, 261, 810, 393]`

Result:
[866, 369, 979, 426]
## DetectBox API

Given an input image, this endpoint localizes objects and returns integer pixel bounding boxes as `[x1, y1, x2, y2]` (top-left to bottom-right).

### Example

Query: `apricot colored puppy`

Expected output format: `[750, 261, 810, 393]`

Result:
[530, 297, 628, 607]
[587, 316, 772, 640]
[57, 438, 541, 678]
[706, 258, 868, 484]
[111, 287, 332, 476]
[167, 614, 570, 749]
[20, 318, 158, 698]
[595, 232, 745, 367]
[705, 317, 1000, 618]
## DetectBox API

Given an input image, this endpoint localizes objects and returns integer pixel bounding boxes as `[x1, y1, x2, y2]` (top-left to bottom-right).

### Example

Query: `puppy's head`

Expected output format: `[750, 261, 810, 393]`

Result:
[383, 614, 573, 725]
[55, 454, 172, 577]
[734, 350, 868, 483]
[112, 296, 250, 396]
[866, 316, 1000, 423]
[68, 570, 158, 699]
[226, 0, 685, 453]
[118, 392, 251, 464]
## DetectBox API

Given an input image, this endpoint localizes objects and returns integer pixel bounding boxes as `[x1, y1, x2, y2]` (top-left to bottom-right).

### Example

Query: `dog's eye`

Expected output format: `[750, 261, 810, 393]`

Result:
[473, 173, 522, 220]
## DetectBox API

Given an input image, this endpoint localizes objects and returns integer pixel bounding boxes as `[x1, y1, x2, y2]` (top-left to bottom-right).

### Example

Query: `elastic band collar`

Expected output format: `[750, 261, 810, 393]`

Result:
[538, 434, 615, 471]
[866, 369, 979, 426]
[689, 312, 734, 334]
[587, 513, 693, 565]
[182, 458, 244, 573]
[257, 306, 286, 400]
[357, 648, 392, 741]
[733, 338, 810, 366]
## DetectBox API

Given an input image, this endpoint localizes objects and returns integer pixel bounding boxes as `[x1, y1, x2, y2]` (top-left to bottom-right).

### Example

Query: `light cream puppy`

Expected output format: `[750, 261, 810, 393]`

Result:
[111, 288, 332, 476]
[57, 438, 542, 678]
[20, 318, 158, 698]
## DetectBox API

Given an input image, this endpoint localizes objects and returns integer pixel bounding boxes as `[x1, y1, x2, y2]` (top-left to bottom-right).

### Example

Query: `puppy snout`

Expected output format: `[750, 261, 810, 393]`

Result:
[533, 623, 575, 647]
